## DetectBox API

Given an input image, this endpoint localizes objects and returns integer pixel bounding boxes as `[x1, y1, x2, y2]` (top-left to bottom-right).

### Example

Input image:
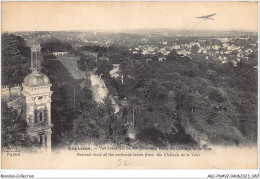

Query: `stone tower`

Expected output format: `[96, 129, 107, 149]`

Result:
[22, 42, 53, 151]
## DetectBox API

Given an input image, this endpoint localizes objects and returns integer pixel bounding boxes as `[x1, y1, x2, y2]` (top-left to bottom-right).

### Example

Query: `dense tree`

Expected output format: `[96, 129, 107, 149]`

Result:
[1, 33, 30, 86]
[191, 45, 199, 54]
[77, 55, 96, 71]
[58, 98, 127, 147]
[110, 41, 257, 146]
[1, 102, 39, 150]
[77, 56, 87, 71]
[96, 59, 113, 77]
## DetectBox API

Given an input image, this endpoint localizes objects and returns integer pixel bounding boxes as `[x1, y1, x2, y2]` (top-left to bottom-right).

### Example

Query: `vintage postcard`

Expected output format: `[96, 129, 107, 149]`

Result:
[1, 1, 258, 172]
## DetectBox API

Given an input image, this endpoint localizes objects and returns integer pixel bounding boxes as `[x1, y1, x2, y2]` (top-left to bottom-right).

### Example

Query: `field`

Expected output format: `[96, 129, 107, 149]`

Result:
[56, 55, 85, 80]
[44, 57, 83, 109]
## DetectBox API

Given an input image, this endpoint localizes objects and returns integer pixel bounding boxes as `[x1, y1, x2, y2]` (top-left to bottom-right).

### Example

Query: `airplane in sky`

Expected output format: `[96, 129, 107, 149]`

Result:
[196, 13, 216, 20]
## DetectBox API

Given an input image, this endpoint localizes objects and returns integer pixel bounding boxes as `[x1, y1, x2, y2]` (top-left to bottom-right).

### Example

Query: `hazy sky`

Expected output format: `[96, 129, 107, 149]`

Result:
[2, 1, 258, 32]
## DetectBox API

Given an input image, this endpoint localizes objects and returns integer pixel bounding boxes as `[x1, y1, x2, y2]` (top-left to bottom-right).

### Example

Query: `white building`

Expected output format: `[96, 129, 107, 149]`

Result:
[52, 51, 68, 56]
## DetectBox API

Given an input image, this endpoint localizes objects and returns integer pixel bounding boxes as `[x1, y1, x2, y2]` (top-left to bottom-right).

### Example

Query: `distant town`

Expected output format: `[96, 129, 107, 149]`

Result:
[15, 30, 258, 67]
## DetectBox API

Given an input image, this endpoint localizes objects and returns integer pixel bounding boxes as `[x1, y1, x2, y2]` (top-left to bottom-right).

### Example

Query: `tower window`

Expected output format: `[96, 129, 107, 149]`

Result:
[40, 135, 43, 145]
[34, 111, 37, 123]
[37, 51, 42, 68]
[39, 112, 43, 122]
[32, 52, 37, 68]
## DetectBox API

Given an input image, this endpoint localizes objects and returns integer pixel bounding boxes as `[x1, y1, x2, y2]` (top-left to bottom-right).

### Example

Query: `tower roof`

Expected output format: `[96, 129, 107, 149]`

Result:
[23, 71, 51, 87]
[31, 41, 41, 51]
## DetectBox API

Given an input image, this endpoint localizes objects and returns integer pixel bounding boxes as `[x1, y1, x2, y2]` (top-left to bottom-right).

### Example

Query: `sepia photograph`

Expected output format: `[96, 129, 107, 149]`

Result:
[0, 1, 258, 174]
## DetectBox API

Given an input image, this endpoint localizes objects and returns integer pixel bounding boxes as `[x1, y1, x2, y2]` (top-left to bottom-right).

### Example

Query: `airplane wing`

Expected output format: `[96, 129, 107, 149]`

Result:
[204, 13, 216, 18]
[197, 13, 216, 19]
